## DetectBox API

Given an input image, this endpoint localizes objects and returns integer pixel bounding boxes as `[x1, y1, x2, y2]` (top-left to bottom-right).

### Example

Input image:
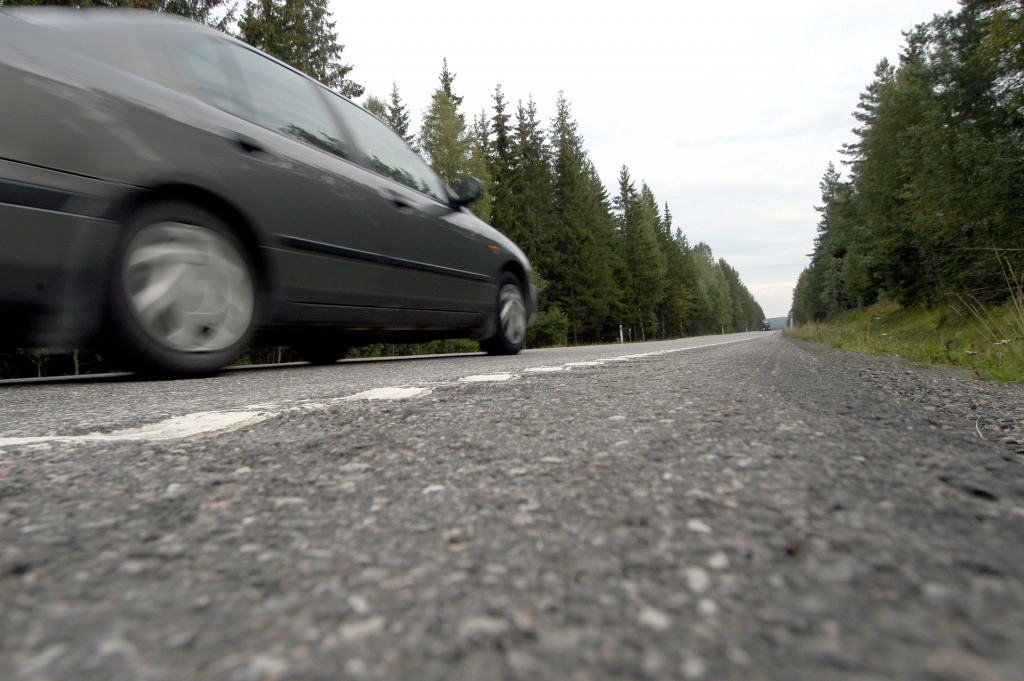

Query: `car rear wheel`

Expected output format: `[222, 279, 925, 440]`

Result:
[108, 202, 256, 377]
[480, 272, 527, 355]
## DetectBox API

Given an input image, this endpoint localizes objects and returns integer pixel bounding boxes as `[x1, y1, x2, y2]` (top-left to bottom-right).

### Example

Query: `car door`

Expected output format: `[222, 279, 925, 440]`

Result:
[170, 35, 388, 319]
[322, 93, 495, 317]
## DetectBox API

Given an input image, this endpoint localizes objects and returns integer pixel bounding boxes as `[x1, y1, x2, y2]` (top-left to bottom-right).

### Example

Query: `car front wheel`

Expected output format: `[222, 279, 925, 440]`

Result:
[107, 202, 256, 377]
[480, 272, 527, 355]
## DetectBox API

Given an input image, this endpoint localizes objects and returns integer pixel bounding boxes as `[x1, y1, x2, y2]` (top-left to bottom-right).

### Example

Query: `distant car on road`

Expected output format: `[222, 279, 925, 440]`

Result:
[0, 8, 535, 376]
[762, 320, 772, 331]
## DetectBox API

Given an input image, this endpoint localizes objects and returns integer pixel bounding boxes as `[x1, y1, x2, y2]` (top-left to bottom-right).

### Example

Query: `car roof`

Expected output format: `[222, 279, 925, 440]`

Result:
[1, 7, 215, 55]
[2, 6, 195, 30]
[0, 7, 384, 141]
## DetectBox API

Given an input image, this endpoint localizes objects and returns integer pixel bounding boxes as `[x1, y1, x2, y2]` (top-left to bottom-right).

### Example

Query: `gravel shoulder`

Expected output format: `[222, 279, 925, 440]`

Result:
[2, 334, 1023, 681]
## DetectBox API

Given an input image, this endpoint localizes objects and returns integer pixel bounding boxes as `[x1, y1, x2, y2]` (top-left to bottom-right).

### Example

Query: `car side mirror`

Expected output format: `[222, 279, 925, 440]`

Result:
[454, 177, 485, 207]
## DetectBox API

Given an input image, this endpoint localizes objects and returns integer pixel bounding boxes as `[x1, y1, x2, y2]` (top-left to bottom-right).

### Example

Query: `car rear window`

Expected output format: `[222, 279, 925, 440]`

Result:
[173, 35, 248, 115]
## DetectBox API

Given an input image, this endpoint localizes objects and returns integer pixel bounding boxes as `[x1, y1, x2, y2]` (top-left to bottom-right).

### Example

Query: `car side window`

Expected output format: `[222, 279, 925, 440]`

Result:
[172, 35, 249, 116]
[227, 45, 347, 158]
[324, 93, 449, 203]
[172, 37, 347, 159]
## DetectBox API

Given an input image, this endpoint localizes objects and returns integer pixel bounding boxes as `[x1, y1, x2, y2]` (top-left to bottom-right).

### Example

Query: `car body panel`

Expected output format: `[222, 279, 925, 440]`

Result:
[0, 8, 535, 366]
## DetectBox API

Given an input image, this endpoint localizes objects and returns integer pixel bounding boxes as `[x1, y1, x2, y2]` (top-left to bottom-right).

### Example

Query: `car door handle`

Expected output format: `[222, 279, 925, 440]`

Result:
[234, 134, 264, 154]
[383, 190, 413, 211]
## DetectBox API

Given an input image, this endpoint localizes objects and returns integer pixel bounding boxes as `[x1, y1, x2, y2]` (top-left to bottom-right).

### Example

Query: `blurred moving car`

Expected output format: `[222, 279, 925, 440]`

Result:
[0, 8, 535, 376]
[762, 320, 772, 331]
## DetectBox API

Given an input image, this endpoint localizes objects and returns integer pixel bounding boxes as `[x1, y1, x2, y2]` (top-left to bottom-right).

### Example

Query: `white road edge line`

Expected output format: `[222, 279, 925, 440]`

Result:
[0, 411, 271, 448]
[1, 336, 761, 447]
[459, 373, 515, 383]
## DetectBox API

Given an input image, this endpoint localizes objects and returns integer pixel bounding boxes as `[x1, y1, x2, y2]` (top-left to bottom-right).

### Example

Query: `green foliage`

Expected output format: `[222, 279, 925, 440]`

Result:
[788, 295, 1024, 382]
[0, 349, 112, 379]
[548, 93, 622, 343]
[795, 3, 1024, 326]
[238, 0, 362, 96]
[363, 95, 387, 120]
[348, 340, 479, 359]
[362, 84, 415, 145]
[505, 97, 554, 269]
[527, 306, 570, 347]
[614, 167, 667, 337]
[419, 60, 473, 189]
[466, 111, 492, 223]
[384, 83, 414, 145]
[487, 85, 517, 242]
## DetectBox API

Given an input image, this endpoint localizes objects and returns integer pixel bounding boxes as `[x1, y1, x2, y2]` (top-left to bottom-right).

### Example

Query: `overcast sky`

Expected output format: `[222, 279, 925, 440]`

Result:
[328, 0, 963, 318]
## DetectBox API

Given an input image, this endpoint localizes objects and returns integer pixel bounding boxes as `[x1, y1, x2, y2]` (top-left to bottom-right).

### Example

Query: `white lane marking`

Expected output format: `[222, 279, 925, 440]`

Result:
[0, 411, 270, 448]
[0, 389, 431, 448]
[459, 373, 514, 383]
[346, 387, 431, 401]
[2, 336, 762, 447]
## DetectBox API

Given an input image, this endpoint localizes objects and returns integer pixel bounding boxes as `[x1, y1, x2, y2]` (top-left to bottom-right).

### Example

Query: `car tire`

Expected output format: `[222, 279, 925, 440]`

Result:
[107, 201, 257, 377]
[480, 272, 527, 355]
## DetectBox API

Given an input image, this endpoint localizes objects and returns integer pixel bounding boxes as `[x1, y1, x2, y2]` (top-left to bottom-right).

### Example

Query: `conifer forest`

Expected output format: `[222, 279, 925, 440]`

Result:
[793, 0, 1023, 324]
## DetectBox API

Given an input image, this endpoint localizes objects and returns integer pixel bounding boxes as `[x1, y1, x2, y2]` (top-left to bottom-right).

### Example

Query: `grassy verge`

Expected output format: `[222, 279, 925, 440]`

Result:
[786, 297, 1024, 382]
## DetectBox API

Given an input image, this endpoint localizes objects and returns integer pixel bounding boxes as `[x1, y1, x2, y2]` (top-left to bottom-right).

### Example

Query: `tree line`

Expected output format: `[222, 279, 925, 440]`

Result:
[793, 0, 1023, 324]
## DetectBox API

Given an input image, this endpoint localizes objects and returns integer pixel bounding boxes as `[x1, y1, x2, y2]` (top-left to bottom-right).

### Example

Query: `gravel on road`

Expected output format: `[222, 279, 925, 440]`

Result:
[2, 334, 1023, 681]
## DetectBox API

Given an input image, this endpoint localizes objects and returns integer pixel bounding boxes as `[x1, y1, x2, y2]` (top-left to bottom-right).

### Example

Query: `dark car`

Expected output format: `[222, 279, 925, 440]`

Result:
[0, 8, 535, 376]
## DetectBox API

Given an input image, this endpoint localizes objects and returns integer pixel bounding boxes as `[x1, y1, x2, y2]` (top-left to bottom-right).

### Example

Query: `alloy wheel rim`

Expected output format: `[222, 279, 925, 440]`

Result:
[123, 222, 254, 352]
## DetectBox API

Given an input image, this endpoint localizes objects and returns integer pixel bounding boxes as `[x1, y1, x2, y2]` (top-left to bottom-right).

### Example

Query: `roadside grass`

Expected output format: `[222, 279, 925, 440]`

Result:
[786, 297, 1024, 382]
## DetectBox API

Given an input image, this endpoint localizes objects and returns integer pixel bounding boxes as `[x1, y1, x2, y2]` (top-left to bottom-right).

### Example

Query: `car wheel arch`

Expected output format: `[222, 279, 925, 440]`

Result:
[125, 185, 271, 294]
[105, 198, 261, 376]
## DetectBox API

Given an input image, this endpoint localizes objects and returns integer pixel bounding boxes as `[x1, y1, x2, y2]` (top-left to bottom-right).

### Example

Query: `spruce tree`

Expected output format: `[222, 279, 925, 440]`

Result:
[614, 169, 667, 338]
[419, 60, 472, 189]
[549, 93, 620, 343]
[385, 83, 414, 145]
[508, 97, 554, 269]
[466, 111, 492, 222]
[488, 86, 517, 241]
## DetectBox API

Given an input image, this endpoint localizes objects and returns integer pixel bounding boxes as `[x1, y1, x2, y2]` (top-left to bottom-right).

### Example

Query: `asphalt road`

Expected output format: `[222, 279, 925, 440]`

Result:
[2, 332, 1023, 680]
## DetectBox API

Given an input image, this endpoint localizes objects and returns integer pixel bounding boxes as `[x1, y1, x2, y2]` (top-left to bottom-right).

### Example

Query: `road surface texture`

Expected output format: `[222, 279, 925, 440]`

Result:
[2, 333, 1023, 680]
